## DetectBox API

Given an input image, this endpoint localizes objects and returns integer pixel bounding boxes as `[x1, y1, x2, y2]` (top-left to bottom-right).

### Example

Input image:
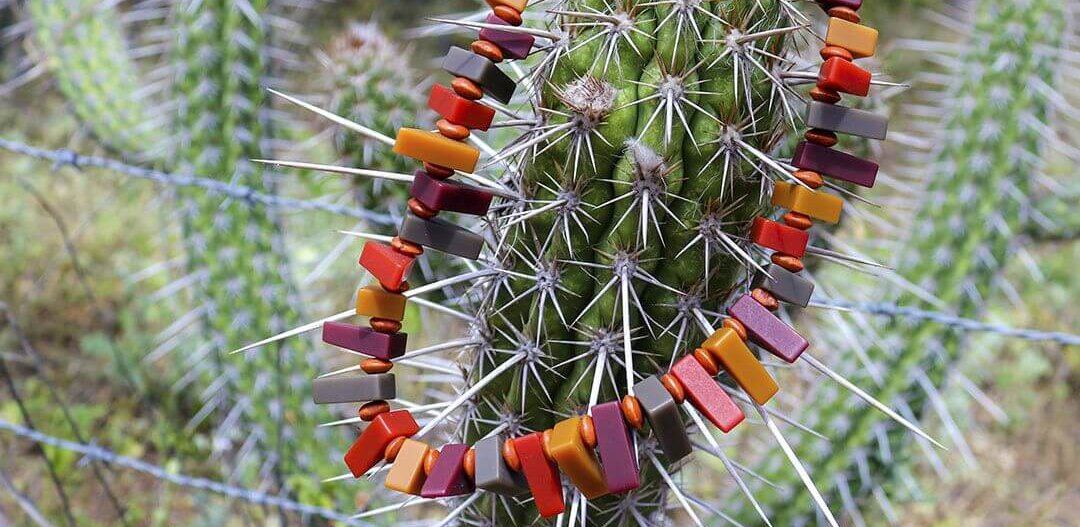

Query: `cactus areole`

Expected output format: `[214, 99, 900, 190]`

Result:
[241, 1, 933, 524]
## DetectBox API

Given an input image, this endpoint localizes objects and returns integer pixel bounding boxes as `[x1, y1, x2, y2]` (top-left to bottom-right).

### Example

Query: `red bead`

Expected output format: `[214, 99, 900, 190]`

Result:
[344, 410, 419, 478]
[513, 433, 564, 518]
[817, 57, 871, 97]
[749, 217, 809, 258]
[428, 84, 496, 131]
[359, 242, 415, 292]
[670, 356, 745, 433]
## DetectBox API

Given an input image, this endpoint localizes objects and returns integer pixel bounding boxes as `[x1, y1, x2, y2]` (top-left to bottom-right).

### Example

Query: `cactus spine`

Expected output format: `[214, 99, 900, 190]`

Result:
[746, 0, 1068, 523]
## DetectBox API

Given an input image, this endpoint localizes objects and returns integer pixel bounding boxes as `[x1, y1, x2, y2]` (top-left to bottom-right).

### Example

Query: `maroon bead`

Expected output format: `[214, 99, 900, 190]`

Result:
[792, 141, 878, 188]
[591, 401, 639, 494]
[478, 14, 535, 60]
[727, 295, 808, 363]
[409, 171, 494, 217]
[818, 0, 862, 11]
[322, 321, 407, 360]
[420, 443, 474, 498]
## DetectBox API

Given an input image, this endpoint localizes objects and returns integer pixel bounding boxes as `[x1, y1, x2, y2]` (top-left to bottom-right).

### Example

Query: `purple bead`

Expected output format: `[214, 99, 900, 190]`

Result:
[478, 14, 535, 60]
[792, 141, 878, 188]
[420, 443, 474, 498]
[321, 322, 407, 360]
[592, 401, 640, 494]
[727, 295, 808, 363]
[409, 171, 493, 216]
[818, 0, 862, 11]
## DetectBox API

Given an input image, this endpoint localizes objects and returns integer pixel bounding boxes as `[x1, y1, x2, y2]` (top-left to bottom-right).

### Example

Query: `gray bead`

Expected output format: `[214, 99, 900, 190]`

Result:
[399, 214, 485, 260]
[474, 435, 529, 496]
[753, 264, 815, 307]
[312, 374, 395, 404]
[634, 376, 692, 463]
[442, 47, 516, 104]
[806, 101, 889, 140]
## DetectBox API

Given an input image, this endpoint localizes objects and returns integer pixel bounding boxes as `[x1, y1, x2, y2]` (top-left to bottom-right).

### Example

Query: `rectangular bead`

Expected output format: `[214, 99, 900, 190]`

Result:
[344, 410, 419, 478]
[806, 101, 888, 140]
[385, 439, 429, 495]
[670, 356, 745, 433]
[727, 295, 809, 363]
[750, 217, 809, 257]
[442, 47, 516, 104]
[633, 376, 692, 463]
[358, 241, 414, 292]
[409, 170, 494, 217]
[322, 322, 407, 360]
[475, 435, 529, 496]
[312, 374, 395, 404]
[428, 84, 496, 130]
[771, 182, 843, 225]
[393, 128, 480, 173]
[355, 285, 407, 321]
[420, 443, 474, 498]
[703, 328, 779, 405]
[478, 14, 535, 60]
[817, 57, 871, 96]
[825, 17, 878, 59]
[549, 417, 608, 499]
[514, 432, 565, 518]
[591, 401, 639, 494]
[752, 263, 815, 308]
[399, 214, 485, 260]
[792, 141, 879, 188]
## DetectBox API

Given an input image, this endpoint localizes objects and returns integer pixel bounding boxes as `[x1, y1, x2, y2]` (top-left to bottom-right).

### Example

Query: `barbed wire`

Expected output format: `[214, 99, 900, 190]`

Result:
[0, 418, 372, 526]
[813, 299, 1080, 346]
[0, 138, 396, 226]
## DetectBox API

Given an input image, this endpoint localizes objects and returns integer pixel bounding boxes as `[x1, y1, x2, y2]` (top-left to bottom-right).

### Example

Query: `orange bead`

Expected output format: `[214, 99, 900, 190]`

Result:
[773, 182, 844, 224]
[660, 373, 686, 404]
[820, 45, 854, 62]
[548, 417, 608, 499]
[579, 415, 597, 449]
[385, 436, 407, 462]
[408, 197, 439, 220]
[361, 358, 394, 374]
[423, 448, 441, 475]
[723, 318, 748, 341]
[355, 284, 407, 321]
[391, 236, 424, 257]
[751, 288, 780, 312]
[369, 318, 402, 334]
[360, 400, 391, 421]
[492, 5, 522, 25]
[772, 253, 805, 273]
[385, 439, 429, 495]
[436, 119, 470, 140]
[541, 429, 554, 462]
[620, 395, 644, 430]
[423, 162, 456, 179]
[484, 0, 527, 11]
[826, 16, 878, 58]
[704, 328, 779, 405]
[794, 169, 825, 189]
[782, 211, 814, 231]
[463, 448, 476, 479]
[828, 6, 861, 23]
[804, 129, 838, 147]
[393, 128, 480, 173]
[810, 86, 842, 104]
[451, 77, 484, 100]
[692, 348, 720, 376]
[470, 39, 504, 62]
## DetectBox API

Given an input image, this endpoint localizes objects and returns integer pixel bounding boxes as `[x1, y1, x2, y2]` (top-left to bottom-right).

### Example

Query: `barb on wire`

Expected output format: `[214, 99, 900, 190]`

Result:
[0, 138, 396, 226]
[812, 299, 1080, 346]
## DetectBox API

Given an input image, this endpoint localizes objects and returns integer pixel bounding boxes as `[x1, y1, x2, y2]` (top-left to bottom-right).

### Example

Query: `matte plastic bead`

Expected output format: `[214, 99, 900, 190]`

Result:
[393, 128, 480, 173]
[817, 57, 871, 96]
[728, 295, 809, 363]
[825, 17, 878, 58]
[752, 263, 815, 308]
[792, 141, 879, 188]
[359, 241, 414, 292]
[312, 374, 395, 404]
[806, 101, 888, 140]
[344, 410, 418, 478]
[355, 285, 407, 321]
[703, 328, 779, 405]
[818, 0, 862, 10]
[670, 356, 745, 433]
[591, 401, 639, 493]
[420, 443, 474, 498]
[399, 214, 485, 260]
[474, 435, 528, 495]
[750, 217, 809, 257]
[322, 322, 407, 360]
[442, 47, 516, 104]
[549, 417, 608, 499]
[485, 0, 527, 10]
[409, 170, 494, 217]
[428, 84, 496, 131]
[633, 376, 692, 463]
[513, 432, 565, 518]
[385, 439, 430, 495]
[771, 182, 843, 225]
[478, 14, 535, 60]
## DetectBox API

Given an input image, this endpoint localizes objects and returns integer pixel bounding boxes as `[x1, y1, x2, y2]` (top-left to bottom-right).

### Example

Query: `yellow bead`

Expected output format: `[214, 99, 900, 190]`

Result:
[385, 439, 429, 495]
[355, 285, 407, 321]
[825, 17, 878, 59]
[393, 128, 480, 173]
[548, 417, 608, 499]
[771, 182, 843, 224]
[703, 328, 779, 405]
[485, 0, 527, 11]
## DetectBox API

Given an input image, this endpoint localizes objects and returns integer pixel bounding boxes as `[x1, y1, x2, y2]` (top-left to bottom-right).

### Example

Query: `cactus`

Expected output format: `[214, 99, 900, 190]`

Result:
[743, 0, 1069, 524]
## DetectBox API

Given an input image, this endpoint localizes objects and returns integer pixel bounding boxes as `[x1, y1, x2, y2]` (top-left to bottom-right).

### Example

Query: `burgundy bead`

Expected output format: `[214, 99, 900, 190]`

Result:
[322, 321, 407, 360]
[818, 0, 862, 11]
[792, 141, 879, 188]
[591, 401, 640, 494]
[478, 14, 535, 60]
[420, 443, 474, 498]
[409, 170, 494, 216]
[727, 295, 809, 363]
